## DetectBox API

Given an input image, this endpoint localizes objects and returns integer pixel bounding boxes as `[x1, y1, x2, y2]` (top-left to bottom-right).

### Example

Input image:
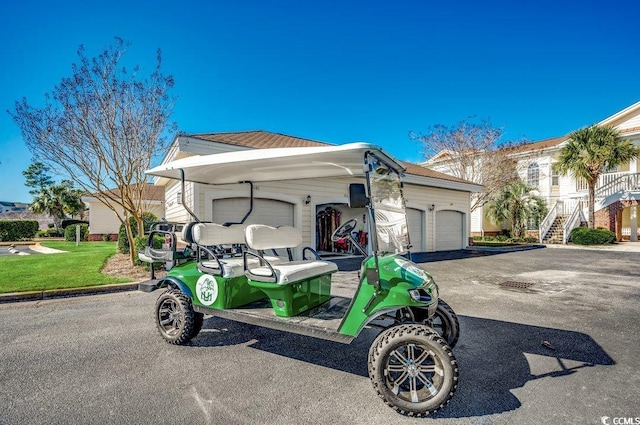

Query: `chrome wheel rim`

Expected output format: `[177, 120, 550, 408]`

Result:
[158, 298, 184, 337]
[384, 342, 445, 403]
[429, 310, 447, 339]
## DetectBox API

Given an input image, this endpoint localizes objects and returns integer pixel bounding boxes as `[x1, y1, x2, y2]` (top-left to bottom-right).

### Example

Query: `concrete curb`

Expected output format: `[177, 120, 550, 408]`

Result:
[466, 244, 546, 252]
[0, 282, 140, 304]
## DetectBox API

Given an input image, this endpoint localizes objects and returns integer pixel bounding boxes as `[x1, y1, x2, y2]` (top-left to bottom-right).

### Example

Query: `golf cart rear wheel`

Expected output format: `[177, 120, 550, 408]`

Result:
[155, 289, 202, 345]
[397, 299, 460, 349]
[368, 324, 458, 416]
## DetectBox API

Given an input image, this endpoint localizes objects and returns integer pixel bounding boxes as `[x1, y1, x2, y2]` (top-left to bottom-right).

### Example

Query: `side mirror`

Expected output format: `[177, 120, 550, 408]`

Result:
[348, 183, 368, 208]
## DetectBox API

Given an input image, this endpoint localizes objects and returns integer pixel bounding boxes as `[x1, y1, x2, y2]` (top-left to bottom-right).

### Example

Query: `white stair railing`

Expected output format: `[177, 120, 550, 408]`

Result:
[563, 200, 585, 244]
[539, 201, 559, 243]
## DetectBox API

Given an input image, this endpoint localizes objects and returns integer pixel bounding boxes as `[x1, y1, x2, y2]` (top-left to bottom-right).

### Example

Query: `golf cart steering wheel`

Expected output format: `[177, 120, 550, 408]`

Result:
[331, 218, 357, 241]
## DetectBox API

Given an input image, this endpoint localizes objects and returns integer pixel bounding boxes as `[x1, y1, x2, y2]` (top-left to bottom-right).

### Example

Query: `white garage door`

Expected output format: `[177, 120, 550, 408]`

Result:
[435, 210, 464, 251]
[406, 208, 424, 252]
[212, 198, 294, 227]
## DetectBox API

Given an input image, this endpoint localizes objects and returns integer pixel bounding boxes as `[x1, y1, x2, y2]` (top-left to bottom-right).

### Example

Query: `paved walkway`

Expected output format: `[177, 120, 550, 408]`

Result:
[544, 241, 640, 252]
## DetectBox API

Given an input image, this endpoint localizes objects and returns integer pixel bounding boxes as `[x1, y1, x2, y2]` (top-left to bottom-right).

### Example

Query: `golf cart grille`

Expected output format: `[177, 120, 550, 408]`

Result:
[500, 281, 536, 289]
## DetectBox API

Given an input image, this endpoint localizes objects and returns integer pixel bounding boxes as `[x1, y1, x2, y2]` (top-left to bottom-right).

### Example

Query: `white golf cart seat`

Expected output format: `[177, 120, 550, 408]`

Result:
[191, 223, 282, 278]
[243, 224, 337, 284]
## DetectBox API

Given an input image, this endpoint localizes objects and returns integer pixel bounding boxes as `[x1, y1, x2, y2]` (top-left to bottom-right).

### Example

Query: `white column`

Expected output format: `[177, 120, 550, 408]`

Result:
[631, 206, 638, 242]
[631, 157, 638, 173]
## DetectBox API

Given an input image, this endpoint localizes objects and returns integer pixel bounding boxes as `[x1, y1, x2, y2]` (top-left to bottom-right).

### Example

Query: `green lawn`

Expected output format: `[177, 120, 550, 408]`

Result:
[0, 241, 131, 294]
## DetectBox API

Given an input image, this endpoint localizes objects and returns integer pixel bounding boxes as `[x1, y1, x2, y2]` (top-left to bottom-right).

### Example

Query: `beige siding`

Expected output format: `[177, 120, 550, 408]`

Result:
[471, 206, 502, 233]
[88, 201, 164, 235]
[186, 177, 472, 252]
[613, 113, 640, 130]
[164, 180, 196, 223]
[88, 202, 123, 234]
[403, 185, 470, 251]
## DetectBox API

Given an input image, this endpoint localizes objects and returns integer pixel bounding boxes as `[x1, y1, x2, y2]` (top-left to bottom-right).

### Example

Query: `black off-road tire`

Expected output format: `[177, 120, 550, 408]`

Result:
[190, 311, 204, 340]
[430, 299, 460, 349]
[398, 299, 460, 348]
[155, 289, 201, 345]
[368, 324, 458, 416]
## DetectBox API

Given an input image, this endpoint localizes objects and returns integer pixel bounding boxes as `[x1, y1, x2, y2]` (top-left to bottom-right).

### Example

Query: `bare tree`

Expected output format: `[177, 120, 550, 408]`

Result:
[411, 117, 524, 212]
[10, 37, 175, 263]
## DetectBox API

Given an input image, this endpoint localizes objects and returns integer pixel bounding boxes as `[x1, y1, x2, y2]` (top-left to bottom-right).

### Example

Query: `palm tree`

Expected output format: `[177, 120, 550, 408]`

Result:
[553, 125, 639, 228]
[29, 182, 84, 229]
[486, 181, 548, 238]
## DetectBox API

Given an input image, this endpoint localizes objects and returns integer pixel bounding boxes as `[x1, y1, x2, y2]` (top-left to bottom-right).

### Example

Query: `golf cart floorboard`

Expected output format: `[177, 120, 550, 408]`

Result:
[193, 296, 355, 344]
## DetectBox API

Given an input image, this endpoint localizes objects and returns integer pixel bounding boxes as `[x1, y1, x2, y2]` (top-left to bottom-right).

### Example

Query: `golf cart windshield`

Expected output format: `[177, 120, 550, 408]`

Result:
[367, 154, 411, 254]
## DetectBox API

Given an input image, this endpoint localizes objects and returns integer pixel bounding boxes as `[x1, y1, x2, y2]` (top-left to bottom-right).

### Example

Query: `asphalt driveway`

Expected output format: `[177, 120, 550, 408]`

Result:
[0, 245, 40, 256]
[0, 247, 639, 424]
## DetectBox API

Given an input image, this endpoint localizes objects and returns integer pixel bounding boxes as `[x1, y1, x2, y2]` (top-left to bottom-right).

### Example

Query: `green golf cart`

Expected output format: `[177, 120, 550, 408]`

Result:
[139, 143, 460, 416]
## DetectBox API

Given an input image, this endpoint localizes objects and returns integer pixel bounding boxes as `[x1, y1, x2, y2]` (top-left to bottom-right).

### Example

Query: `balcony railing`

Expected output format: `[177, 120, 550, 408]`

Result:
[576, 171, 639, 192]
[595, 172, 640, 202]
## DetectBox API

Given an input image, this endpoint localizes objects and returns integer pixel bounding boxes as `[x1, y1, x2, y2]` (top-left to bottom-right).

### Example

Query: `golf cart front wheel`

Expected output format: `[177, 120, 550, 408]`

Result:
[397, 299, 460, 349]
[428, 299, 460, 349]
[155, 289, 202, 345]
[368, 324, 458, 416]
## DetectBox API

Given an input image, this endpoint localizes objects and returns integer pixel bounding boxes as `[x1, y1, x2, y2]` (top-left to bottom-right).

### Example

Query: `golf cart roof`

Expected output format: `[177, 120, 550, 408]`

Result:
[146, 142, 405, 185]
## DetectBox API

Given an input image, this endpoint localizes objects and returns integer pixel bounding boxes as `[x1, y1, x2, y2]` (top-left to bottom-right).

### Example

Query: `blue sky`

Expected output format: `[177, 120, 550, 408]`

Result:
[1, 0, 639, 202]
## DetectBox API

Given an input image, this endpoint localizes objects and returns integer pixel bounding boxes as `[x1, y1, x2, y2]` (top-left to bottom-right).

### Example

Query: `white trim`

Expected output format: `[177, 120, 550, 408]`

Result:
[598, 101, 640, 127]
[405, 203, 426, 252]
[81, 196, 164, 205]
[630, 205, 638, 242]
[403, 175, 483, 193]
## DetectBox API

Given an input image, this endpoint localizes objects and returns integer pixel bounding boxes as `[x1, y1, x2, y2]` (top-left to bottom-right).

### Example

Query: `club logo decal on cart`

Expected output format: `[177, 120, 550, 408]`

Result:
[196, 275, 218, 306]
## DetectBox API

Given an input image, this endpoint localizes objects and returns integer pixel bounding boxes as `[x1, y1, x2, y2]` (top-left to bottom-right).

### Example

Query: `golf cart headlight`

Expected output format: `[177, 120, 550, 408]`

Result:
[408, 289, 432, 303]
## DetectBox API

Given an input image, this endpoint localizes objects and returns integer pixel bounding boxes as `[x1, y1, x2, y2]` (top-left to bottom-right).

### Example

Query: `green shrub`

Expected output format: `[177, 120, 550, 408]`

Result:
[46, 228, 64, 237]
[37, 228, 65, 238]
[0, 220, 39, 241]
[472, 235, 483, 241]
[61, 219, 89, 229]
[523, 236, 539, 243]
[495, 235, 509, 242]
[64, 224, 89, 242]
[508, 237, 524, 243]
[570, 227, 616, 245]
[102, 233, 111, 242]
[117, 212, 158, 254]
[483, 235, 495, 241]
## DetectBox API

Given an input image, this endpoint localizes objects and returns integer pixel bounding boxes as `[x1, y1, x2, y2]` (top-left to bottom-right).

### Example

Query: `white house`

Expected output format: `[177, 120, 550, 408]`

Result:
[0, 201, 27, 214]
[82, 184, 165, 241]
[153, 131, 483, 253]
[425, 101, 640, 243]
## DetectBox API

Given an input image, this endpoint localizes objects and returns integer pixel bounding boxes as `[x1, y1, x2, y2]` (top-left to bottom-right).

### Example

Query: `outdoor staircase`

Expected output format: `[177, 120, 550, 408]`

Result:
[542, 215, 567, 244]
[539, 172, 640, 244]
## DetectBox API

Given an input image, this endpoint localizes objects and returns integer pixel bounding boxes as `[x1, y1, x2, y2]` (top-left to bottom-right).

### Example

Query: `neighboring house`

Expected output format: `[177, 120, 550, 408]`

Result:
[0, 201, 16, 214]
[153, 131, 483, 253]
[426, 101, 640, 243]
[0, 201, 27, 214]
[82, 184, 165, 241]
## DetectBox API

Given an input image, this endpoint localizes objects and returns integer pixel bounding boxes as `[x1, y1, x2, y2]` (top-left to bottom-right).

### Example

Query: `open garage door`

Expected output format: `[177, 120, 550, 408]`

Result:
[212, 198, 294, 227]
[406, 208, 424, 252]
[435, 210, 464, 251]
